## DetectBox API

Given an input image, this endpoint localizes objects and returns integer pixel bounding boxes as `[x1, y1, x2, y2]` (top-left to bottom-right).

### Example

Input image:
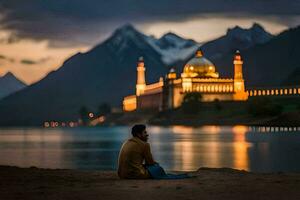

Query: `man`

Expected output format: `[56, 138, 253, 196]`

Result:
[118, 124, 156, 179]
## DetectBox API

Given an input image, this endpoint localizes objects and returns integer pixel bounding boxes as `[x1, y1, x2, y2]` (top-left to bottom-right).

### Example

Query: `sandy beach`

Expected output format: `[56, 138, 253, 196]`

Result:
[0, 166, 299, 200]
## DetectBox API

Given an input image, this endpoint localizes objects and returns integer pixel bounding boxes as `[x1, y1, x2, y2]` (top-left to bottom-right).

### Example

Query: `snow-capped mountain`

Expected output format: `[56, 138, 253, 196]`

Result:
[0, 72, 26, 99]
[0, 23, 278, 125]
[108, 24, 200, 65]
[146, 32, 200, 65]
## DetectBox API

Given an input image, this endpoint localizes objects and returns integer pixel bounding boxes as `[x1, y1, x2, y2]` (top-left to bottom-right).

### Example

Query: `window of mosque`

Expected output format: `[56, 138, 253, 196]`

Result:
[258, 90, 261, 96]
[226, 85, 229, 92]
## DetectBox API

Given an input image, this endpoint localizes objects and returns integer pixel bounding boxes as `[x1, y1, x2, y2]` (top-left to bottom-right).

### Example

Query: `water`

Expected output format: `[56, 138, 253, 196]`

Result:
[0, 126, 300, 172]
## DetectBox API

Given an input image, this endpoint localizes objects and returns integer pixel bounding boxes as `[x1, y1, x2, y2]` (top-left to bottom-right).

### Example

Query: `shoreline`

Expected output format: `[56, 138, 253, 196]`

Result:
[1, 165, 300, 200]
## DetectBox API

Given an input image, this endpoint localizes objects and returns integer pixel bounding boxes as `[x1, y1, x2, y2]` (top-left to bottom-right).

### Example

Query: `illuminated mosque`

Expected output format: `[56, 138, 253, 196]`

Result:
[123, 49, 248, 111]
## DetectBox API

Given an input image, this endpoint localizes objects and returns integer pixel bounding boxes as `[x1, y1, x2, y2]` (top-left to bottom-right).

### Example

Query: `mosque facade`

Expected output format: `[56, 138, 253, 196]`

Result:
[123, 49, 248, 111]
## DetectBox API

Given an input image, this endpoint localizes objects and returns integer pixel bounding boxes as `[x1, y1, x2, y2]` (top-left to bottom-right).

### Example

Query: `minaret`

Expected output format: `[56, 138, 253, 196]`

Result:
[234, 50, 244, 81]
[233, 50, 248, 100]
[136, 56, 146, 96]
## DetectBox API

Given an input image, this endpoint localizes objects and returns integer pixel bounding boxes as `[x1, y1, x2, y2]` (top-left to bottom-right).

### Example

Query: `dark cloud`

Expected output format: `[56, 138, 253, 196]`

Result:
[0, 0, 299, 46]
[0, 54, 15, 62]
[21, 59, 36, 65]
[20, 57, 52, 65]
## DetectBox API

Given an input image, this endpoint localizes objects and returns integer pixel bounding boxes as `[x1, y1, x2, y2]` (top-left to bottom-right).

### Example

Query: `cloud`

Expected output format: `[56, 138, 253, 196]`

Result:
[20, 56, 52, 65]
[0, 0, 299, 47]
[0, 54, 14, 62]
[0, 34, 20, 44]
[21, 59, 36, 65]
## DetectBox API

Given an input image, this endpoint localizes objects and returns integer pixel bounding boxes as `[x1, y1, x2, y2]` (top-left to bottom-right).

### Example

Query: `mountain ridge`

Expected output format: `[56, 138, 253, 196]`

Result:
[0, 23, 295, 126]
[0, 72, 27, 100]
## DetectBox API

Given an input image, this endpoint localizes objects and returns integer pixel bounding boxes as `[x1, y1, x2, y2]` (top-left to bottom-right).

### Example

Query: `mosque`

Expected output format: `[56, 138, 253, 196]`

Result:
[123, 49, 248, 111]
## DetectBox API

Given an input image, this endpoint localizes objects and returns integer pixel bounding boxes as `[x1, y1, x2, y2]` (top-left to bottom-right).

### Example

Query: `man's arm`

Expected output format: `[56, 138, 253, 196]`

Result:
[144, 143, 156, 165]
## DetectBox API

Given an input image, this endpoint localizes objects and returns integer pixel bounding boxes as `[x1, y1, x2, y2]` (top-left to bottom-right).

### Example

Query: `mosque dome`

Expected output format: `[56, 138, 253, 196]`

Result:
[182, 50, 219, 78]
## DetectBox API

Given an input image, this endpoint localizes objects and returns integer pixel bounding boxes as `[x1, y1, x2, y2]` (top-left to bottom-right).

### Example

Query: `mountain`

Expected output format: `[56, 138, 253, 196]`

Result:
[0, 72, 26, 99]
[212, 25, 300, 87]
[0, 24, 199, 126]
[281, 67, 300, 86]
[146, 32, 199, 65]
[200, 23, 273, 60]
[0, 23, 289, 126]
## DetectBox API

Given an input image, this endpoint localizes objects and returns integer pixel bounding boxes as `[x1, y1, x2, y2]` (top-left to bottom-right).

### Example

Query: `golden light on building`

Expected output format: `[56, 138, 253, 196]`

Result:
[258, 90, 261, 96]
[123, 95, 137, 112]
[119, 49, 300, 111]
[136, 57, 146, 96]
[124, 50, 300, 112]
[167, 68, 177, 79]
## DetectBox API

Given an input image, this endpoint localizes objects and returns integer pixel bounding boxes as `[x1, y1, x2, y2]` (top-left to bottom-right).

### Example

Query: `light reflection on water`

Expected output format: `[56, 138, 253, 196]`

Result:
[0, 126, 299, 172]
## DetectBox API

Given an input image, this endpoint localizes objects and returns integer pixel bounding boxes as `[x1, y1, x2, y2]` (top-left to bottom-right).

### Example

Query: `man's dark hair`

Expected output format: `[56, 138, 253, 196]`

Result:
[131, 124, 146, 137]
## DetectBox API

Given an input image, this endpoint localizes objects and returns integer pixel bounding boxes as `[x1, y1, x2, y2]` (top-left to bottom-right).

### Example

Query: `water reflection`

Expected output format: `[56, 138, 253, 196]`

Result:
[0, 126, 299, 172]
[166, 126, 251, 171]
[232, 125, 251, 171]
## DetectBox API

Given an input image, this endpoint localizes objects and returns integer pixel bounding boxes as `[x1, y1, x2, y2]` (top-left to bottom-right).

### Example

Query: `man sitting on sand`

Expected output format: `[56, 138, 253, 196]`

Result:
[118, 124, 156, 179]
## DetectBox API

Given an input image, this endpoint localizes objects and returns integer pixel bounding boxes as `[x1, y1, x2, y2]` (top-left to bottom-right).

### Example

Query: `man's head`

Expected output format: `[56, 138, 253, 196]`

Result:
[131, 124, 148, 142]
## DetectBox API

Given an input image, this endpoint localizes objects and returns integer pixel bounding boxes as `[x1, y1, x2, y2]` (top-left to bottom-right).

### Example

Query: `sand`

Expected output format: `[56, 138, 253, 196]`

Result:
[0, 166, 299, 200]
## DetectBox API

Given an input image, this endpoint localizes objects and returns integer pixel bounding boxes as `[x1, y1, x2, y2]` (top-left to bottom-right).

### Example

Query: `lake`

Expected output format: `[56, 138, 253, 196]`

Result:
[0, 126, 299, 172]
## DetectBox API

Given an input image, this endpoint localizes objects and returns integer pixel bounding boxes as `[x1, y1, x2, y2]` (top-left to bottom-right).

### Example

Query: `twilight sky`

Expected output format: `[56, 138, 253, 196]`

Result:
[0, 0, 299, 84]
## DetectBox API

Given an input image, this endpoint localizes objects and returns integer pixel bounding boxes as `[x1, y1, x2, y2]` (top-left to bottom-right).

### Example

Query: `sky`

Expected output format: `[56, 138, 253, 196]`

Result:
[0, 0, 299, 84]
